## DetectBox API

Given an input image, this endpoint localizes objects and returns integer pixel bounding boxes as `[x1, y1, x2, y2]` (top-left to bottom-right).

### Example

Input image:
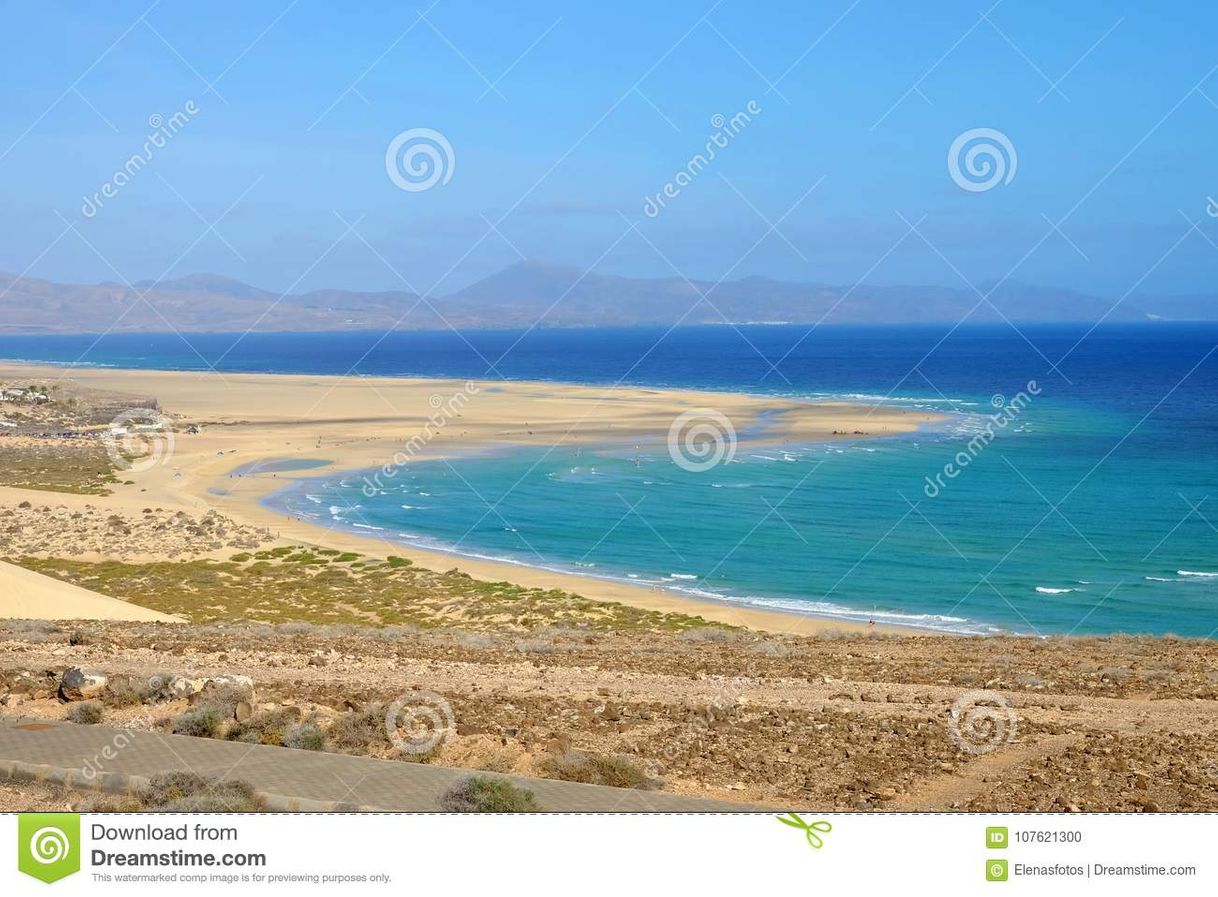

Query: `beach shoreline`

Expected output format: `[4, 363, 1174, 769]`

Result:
[0, 361, 946, 635]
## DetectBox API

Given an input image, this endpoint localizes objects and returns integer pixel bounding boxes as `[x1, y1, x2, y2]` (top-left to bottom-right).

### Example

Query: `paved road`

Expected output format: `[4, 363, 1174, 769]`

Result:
[0, 719, 754, 811]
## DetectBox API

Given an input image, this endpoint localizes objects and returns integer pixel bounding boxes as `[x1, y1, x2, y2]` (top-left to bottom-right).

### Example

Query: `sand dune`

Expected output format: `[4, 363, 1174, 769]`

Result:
[0, 560, 180, 623]
[0, 362, 943, 635]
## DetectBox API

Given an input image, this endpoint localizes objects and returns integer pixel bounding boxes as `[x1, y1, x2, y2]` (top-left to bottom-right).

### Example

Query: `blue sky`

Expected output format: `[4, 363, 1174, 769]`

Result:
[1, 0, 1216, 297]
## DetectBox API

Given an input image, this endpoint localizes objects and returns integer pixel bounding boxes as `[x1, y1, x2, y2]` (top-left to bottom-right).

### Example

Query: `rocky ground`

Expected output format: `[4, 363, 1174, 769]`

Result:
[2, 619, 1217, 811]
[2, 502, 274, 559]
[0, 779, 74, 812]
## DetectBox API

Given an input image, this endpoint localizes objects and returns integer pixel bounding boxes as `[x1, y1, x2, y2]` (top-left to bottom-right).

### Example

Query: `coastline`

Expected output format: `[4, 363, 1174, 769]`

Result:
[0, 361, 945, 636]
[258, 461, 997, 636]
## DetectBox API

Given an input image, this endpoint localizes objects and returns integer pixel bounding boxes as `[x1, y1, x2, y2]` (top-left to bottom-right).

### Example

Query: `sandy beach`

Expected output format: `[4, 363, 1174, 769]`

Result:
[0, 362, 941, 634]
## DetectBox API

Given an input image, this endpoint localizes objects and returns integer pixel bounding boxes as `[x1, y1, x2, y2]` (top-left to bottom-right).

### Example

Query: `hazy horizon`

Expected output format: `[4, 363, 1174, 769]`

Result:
[2, 0, 1217, 303]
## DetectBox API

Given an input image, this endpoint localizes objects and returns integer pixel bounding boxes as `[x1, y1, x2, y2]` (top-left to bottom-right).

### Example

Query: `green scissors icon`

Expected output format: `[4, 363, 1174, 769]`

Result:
[776, 813, 832, 849]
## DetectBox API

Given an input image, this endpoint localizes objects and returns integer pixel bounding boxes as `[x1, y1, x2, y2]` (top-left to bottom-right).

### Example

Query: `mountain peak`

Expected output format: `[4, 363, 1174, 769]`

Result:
[133, 273, 271, 298]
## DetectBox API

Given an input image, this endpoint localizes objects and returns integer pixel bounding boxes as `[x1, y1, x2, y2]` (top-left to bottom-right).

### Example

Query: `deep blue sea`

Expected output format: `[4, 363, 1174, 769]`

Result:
[4, 324, 1217, 637]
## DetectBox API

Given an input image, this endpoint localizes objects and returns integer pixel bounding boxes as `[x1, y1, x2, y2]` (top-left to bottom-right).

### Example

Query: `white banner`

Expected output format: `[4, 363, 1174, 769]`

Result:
[4, 812, 1217, 894]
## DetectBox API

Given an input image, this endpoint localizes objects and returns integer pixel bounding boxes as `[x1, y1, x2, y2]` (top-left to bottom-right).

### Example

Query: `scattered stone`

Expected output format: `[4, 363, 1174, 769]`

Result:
[58, 667, 107, 701]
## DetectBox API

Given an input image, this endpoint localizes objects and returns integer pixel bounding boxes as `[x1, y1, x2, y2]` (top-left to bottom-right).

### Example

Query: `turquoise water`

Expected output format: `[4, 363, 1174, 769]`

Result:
[5, 325, 1217, 636]
[270, 394, 1217, 636]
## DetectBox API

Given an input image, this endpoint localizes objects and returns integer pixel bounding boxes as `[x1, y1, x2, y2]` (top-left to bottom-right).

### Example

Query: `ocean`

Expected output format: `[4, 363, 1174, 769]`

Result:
[3, 323, 1217, 637]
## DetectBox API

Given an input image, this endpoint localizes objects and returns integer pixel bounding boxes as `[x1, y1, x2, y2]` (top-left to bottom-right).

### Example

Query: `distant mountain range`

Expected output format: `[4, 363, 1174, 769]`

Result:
[0, 261, 1214, 333]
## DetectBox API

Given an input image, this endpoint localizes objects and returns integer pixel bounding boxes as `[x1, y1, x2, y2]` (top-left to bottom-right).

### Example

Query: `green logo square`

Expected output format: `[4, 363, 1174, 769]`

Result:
[986, 859, 1009, 882]
[18, 813, 81, 883]
[986, 826, 1008, 848]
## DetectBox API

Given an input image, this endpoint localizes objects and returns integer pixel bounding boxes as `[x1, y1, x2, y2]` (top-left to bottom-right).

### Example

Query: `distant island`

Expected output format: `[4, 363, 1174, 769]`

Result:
[1, 260, 1215, 333]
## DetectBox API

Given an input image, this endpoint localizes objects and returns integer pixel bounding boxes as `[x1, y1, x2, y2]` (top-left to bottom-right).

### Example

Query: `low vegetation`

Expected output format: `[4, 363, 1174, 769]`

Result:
[80, 772, 266, 813]
[170, 708, 226, 739]
[65, 701, 103, 725]
[282, 722, 327, 751]
[544, 751, 657, 790]
[440, 775, 539, 812]
[16, 548, 723, 632]
[0, 442, 119, 495]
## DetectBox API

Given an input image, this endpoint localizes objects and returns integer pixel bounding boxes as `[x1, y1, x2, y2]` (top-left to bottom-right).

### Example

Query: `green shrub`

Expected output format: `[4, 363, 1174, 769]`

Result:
[386, 555, 412, 568]
[440, 775, 539, 812]
[283, 722, 327, 751]
[139, 771, 209, 805]
[326, 705, 389, 753]
[171, 708, 225, 739]
[545, 751, 656, 790]
[142, 672, 178, 703]
[67, 702, 103, 725]
[102, 677, 145, 708]
[139, 773, 264, 812]
[225, 707, 300, 746]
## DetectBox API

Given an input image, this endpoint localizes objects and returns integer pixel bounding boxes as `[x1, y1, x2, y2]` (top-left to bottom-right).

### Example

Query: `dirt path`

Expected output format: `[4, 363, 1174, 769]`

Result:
[891, 734, 1083, 810]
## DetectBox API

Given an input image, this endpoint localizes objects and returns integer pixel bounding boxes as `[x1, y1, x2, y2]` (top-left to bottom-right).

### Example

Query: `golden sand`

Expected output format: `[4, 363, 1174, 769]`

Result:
[0, 363, 943, 634]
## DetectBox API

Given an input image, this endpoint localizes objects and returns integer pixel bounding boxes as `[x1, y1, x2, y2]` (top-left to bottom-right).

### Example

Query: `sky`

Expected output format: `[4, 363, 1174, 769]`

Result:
[1, 0, 1216, 299]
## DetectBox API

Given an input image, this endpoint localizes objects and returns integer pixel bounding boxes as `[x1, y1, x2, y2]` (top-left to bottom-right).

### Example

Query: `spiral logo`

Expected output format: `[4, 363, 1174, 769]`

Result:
[668, 408, 737, 472]
[949, 689, 1017, 754]
[104, 408, 175, 473]
[147, 112, 163, 129]
[29, 827, 70, 865]
[947, 128, 1017, 193]
[384, 690, 455, 754]
[710, 113, 726, 129]
[991, 393, 1006, 409]
[428, 394, 444, 409]
[385, 128, 455, 192]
